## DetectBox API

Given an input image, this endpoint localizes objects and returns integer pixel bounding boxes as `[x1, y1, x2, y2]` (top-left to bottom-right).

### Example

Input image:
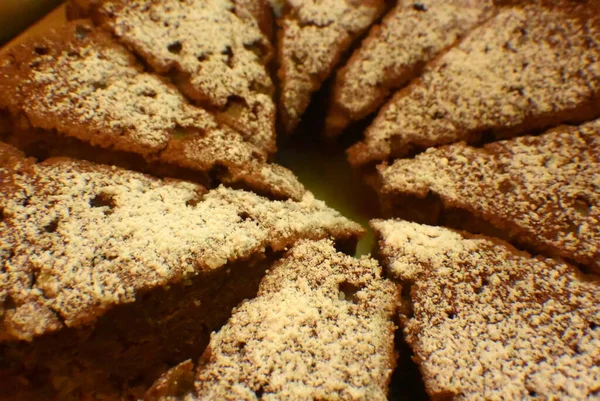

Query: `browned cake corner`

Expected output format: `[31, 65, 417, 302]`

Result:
[377, 119, 600, 272]
[325, 0, 495, 138]
[79, 0, 277, 154]
[348, 0, 600, 170]
[0, 21, 305, 201]
[371, 219, 600, 401]
[276, 0, 386, 134]
[0, 142, 363, 400]
[149, 239, 398, 401]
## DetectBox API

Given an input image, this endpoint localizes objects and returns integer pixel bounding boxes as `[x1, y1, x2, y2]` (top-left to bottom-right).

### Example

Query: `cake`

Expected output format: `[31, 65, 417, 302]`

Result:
[0, 142, 362, 400]
[69, 0, 277, 153]
[146, 239, 399, 401]
[377, 119, 600, 272]
[348, 0, 600, 171]
[0, 21, 302, 200]
[372, 219, 600, 401]
[276, 0, 386, 133]
[325, 0, 495, 137]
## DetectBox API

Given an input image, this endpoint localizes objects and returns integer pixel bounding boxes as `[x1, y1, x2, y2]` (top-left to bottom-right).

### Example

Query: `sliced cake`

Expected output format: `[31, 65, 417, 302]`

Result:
[325, 0, 495, 137]
[377, 119, 600, 272]
[146, 239, 399, 401]
[71, 0, 277, 153]
[277, 0, 386, 133]
[0, 21, 303, 200]
[372, 219, 600, 401]
[348, 0, 600, 170]
[0, 143, 363, 400]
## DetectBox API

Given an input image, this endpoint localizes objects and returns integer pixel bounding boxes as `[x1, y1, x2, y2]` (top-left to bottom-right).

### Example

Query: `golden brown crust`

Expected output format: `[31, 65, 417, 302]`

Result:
[86, 0, 277, 153]
[348, 0, 600, 169]
[0, 142, 363, 342]
[192, 239, 399, 400]
[373, 219, 600, 401]
[0, 21, 305, 200]
[276, 0, 386, 134]
[377, 120, 600, 272]
[325, 0, 495, 137]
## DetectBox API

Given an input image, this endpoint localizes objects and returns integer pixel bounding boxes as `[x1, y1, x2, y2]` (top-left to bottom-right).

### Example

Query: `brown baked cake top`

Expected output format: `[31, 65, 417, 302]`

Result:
[372, 219, 600, 401]
[277, 0, 386, 133]
[325, 0, 495, 137]
[0, 143, 363, 342]
[378, 119, 600, 271]
[0, 21, 304, 200]
[348, 0, 600, 168]
[83, 0, 277, 153]
[188, 239, 398, 400]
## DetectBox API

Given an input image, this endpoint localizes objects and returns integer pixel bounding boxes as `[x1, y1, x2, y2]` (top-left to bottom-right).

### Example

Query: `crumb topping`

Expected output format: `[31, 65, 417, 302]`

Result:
[277, 0, 385, 133]
[96, 0, 276, 152]
[0, 22, 304, 199]
[328, 0, 494, 134]
[0, 148, 362, 342]
[373, 219, 600, 401]
[193, 239, 398, 400]
[379, 120, 600, 270]
[349, 2, 600, 166]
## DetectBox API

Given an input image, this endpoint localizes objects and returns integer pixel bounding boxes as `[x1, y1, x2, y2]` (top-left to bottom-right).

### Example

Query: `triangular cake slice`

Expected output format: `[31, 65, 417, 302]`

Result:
[0, 143, 362, 400]
[0, 21, 302, 200]
[70, 0, 277, 153]
[349, 0, 600, 169]
[372, 219, 600, 400]
[325, 0, 495, 137]
[277, 0, 386, 133]
[377, 119, 600, 272]
[146, 239, 398, 401]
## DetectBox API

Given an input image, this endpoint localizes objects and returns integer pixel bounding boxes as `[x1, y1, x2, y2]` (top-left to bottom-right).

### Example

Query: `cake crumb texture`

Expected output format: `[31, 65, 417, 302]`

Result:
[326, 0, 495, 137]
[192, 239, 398, 400]
[90, 0, 277, 153]
[379, 119, 600, 271]
[0, 21, 304, 200]
[0, 143, 362, 342]
[277, 0, 386, 133]
[372, 219, 600, 401]
[349, 0, 600, 167]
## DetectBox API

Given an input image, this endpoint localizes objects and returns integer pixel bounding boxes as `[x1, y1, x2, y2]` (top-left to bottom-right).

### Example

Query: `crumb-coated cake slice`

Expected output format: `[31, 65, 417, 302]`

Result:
[0, 22, 303, 200]
[372, 219, 600, 401]
[325, 0, 495, 137]
[377, 119, 600, 272]
[147, 239, 399, 401]
[349, 0, 600, 169]
[277, 0, 386, 134]
[0, 143, 362, 400]
[73, 0, 277, 153]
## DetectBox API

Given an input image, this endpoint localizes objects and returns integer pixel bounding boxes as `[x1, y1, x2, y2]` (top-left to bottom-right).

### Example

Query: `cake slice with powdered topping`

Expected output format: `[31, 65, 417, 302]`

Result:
[377, 119, 600, 272]
[277, 0, 386, 133]
[0, 21, 303, 200]
[69, 0, 278, 153]
[325, 0, 495, 137]
[0, 142, 362, 400]
[349, 0, 600, 170]
[372, 219, 600, 401]
[145, 239, 399, 401]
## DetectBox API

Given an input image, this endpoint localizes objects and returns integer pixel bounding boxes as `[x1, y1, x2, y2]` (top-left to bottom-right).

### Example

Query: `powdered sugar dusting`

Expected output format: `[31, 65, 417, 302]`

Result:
[98, 0, 276, 152]
[373, 219, 600, 400]
[327, 0, 494, 135]
[193, 239, 398, 400]
[0, 148, 362, 342]
[0, 22, 305, 199]
[350, 2, 600, 166]
[278, 0, 385, 133]
[379, 120, 600, 270]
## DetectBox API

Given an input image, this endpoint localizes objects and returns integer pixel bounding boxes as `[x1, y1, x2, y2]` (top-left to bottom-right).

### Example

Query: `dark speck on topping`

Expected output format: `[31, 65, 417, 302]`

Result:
[413, 3, 427, 12]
